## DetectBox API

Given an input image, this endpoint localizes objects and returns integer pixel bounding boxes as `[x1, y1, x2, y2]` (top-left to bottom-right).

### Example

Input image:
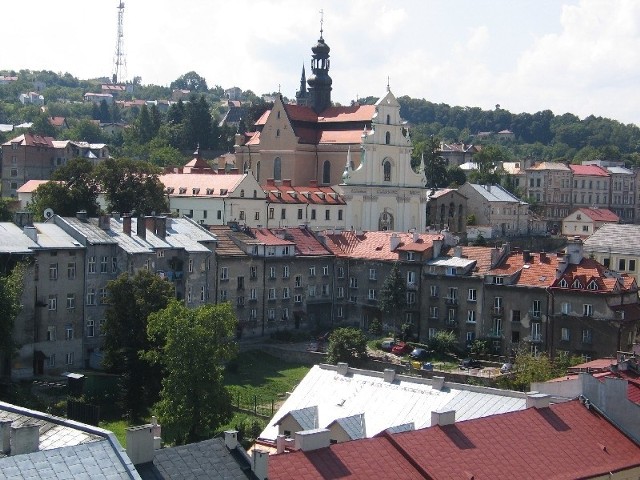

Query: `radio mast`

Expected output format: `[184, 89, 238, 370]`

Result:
[112, 1, 126, 84]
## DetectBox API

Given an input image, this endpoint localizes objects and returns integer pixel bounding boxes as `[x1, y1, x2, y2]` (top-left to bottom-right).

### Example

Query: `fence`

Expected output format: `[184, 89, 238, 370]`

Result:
[67, 400, 101, 426]
[233, 392, 277, 418]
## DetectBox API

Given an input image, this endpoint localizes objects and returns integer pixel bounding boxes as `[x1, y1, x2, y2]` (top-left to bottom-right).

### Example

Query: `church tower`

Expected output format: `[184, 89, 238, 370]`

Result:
[306, 26, 332, 113]
[295, 64, 308, 106]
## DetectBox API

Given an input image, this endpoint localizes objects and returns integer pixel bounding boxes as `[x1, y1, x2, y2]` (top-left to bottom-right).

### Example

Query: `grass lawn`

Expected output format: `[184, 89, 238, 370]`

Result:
[100, 419, 129, 448]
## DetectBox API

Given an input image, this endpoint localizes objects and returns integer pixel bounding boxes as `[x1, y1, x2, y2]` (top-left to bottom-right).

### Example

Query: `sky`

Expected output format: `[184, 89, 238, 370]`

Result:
[5, 0, 640, 125]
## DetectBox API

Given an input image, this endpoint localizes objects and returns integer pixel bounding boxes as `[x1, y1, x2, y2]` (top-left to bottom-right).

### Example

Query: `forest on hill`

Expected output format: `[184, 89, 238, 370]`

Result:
[1, 69, 639, 169]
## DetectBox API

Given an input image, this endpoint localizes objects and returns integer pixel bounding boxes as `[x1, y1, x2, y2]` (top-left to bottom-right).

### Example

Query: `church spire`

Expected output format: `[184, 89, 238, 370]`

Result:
[306, 10, 332, 113]
[295, 64, 308, 105]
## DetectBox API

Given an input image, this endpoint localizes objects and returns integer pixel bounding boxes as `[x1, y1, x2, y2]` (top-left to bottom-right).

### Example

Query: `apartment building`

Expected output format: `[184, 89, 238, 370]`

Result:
[570, 164, 610, 209]
[525, 162, 572, 230]
[583, 223, 640, 284]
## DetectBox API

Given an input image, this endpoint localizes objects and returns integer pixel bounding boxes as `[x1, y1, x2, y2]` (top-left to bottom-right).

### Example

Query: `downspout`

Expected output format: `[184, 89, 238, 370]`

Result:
[546, 286, 554, 359]
[262, 253, 266, 337]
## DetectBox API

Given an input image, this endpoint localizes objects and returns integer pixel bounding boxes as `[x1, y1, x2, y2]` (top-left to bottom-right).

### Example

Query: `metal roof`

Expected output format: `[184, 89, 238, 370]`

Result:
[584, 223, 640, 256]
[0, 223, 37, 253]
[332, 413, 366, 440]
[31, 223, 83, 250]
[463, 183, 526, 203]
[262, 364, 527, 441]
[427, 256, 476, 269]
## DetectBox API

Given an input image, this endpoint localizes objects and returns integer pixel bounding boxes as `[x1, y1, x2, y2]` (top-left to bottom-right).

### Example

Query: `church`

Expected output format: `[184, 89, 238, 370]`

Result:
[233, 26, 428, 232]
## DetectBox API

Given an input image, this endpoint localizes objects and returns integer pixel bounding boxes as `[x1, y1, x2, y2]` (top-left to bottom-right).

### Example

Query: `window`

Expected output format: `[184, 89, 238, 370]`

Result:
[428, 328, 437, 339]
[467, 289, 477, 301]
[532, 300, 541, 318]
[48, 294, 57, 310]
[67, 262, 76, 280]
[239, 211, 245, 221]
[338, 210, 343, 221]
[250, 308, 257, 320]
[630, 260, 637, 271]
[220, 290, 228, 301]
[582, 328, 593, 344]
[467, 310, 476, 323]
[349, 277, 358, 288]
[559, 278, 568, 288]
[583, 304, 593, 316]
[99, 288, 108, 304]
[407, 271, 416, 285]
[282, 308, 289, 321]
[267, 247, 276, 256]
[217, 210, 222, 220]
[281, 209, 286, 220]
[87, 289, 96, 305]
[269, 267, 276, 279]
[325, 209, 330, 221]
[561, 328, 570, 341]
[430, 285, 438, 297]
[99, 319, 106, 336]
[337, 267, 345, 279]
[298, 209, 303, 220]
[250, 266, 257, 279]
[323, 266, 329, 276]
[49, 263, 58, 280]
[65, 352, 74, 365]
[283, 266, 290, 278]
[405, 312, 414, 325]
[294, 294, 302, 303]
[407, 252, 415, 262]
[100, 256, 108, 273]
[447, 308, 456, 323]
[237, 276, 244, 290]
[311, 209, 316, 220]
[494, 276, 503, 285]
[619, 259, 626, 270]
[383, 160, 391, 181]
[322, 160, 331, 184]
[494, 296, 503, 314]
[201, 286, 206, 301]
[283, 287, 290, 299]
[368, 289, 377, 300]
[308, 285, 316, 297]
[112, 257, 117, 273]
[66, 293, 75, 309]
[385, 132, 391, 145]
[273, 157, 282, 180]
[407, 291, 416, 305]
[220, 267, 229, 280]
[430, 306, 438, 319]
[337, 307, 344, 318]
[466, 331, 475, 343]
[322, 284, 329, 296]
[283, 246, 290, 255]
[369, 268, 377, 280]
[337, 287, 344, 298]
[188, 259, 194, 273]
[144, 259, 150, 271]
[512, 310, 521, 322]
[65, 325, 74, 340]
[255, 211, 260, 221]
[268, 309, 276, 321]
[47, 354, 56, 367]
[236, 296, 244, 307]
[87, 319, 95, 338]
[269, 208, 274, 219]
[447, 287, 458, 302]
[309, 266, 316, 277]
[47, 326, 56, 341]
[250, 288, 257, 300]
[531, 322, 542, 341]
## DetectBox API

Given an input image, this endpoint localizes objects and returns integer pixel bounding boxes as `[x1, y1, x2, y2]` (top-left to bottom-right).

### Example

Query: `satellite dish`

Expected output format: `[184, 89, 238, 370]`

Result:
[43, 208, 54, 220]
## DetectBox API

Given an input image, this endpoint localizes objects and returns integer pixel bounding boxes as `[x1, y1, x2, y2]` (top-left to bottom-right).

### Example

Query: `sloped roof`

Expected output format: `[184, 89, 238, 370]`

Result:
[570, 164, 610, 176]
[460, 246, 495, 274]
[261, 364, 526, 441]
[208, 226, 250, 257]
[269, 400, 640, 480]
[275, 406, 318, 431]
[584, 223, 640, 256]
[3, 133, 55, 148]
[328, 413, 366, 440]
[276, 227, 332, 256]
[265, 184, 345, 205]
[160, 173, 246, 197]
[527, 162, 571, 171]
[321, 231, 442, 261]
[16, 179, 50, 193]
[573, 207, 619, 223]
[463, 183, 525, 203]
[252, 228, 295, 246]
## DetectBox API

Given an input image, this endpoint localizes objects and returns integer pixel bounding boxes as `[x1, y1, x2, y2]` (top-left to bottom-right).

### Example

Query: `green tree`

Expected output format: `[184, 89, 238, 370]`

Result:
[509, 349, 554, 391]
[429, 330, 457, 356]
[326, 327, 368, 365]
[414, 136, 448, 188]
[0, 198, 15, 222]
[30, 113, 57, 137]
[95, 157, 167, 215]
[378, 263, 407, 338]
[469, 144, 509, 184]
[170, 71, 208, 92]
[0, 263, 25, 377]
[145, 300, 238, 444]
[65, 119, 104, 143]
[103, 270, 174, 421]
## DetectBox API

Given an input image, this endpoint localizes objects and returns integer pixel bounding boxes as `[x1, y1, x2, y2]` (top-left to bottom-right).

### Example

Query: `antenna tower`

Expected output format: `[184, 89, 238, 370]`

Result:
[112, 1, 126, 84]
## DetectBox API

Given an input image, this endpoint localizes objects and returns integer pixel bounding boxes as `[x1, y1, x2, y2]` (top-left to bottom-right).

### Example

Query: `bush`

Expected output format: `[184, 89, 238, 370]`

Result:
[326, 327, 368, 365]
[428, 330, 457, 355]
[368, 318, 382, 336]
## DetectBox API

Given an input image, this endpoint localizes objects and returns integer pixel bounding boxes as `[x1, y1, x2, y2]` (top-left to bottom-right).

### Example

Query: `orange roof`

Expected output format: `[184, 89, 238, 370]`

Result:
[526, 162, 570, 171]
[575, 208, 619, 223]
[570, 164, 610, 177]
[277, 227, 332, 256]
[265, 184, 345, 205]
[460, 246, 494, 274]
[4, 133, 55, 148]
[322, 231, 442, 261]
[49, 116, 67, 127]
[160, 173, 246, 196]
[16, 179, 52, 193]
[252, 228, 295, 246]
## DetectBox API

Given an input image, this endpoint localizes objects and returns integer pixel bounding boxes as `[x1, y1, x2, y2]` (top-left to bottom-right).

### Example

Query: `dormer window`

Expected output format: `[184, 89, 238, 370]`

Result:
[192, 188, 200, 195]
[407, 252, 415, 261]
[494, 276, 504, 285]
[178, 187, 187, 194]
[559, 278, 568, 288]
[587, 280, 598, 291]
[206, 188, 214, 195]
[572, 279, 582, 289]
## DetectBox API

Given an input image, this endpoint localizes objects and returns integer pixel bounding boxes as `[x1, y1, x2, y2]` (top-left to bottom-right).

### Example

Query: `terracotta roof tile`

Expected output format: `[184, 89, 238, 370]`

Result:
[321, 231, 442, 261]
[570, 164, 610, 177]
[252, 228, 295, 246]
[460, 246, 495, 274]
[273, 227, 331, 256]
[265, 185, 345, 205]
[574, 208, 619, 223]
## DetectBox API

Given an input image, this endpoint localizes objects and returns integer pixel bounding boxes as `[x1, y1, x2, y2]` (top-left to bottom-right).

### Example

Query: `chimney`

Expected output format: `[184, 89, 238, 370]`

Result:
[234, 133, 245, 147]
[337, 362, 349, 376]
[453, 246, 462, 258]
[151, 416, 162, 450]
[155, 216, 167, 239]
[145, 216, 155, 232]
[294, 428, 331, 452]
[0, 420, 11, 454]
[252, 448, 269, 480]
[224, 430, 239, 450]
[431, 410, 456, 426]
[565, 236, 584, 265]
[556, 258, 568, 279]
[126, 424, 155, 465]
[99, 215, 110, 230]
[76, 210, 88, 222]
[136, 217, 146, 239]
[432, 238, 444, 258]
[266, 178, 275, 186]
[412, 230, 419, 243]
[282, 179, 292, 187]
[276, 434, 286, 454]
[11, 424, 39, 455]
[526, 392, 551, 409]
[23, 226, 38, 243]
[14, 211, 33, 228]
[390, 233, 401, 251]
[123, 215, 132, 235]
[523, 250, 531, 263]
[540, 252, 547, 261]
[383, 368, 396, 383]
[431, 376, 445, 391]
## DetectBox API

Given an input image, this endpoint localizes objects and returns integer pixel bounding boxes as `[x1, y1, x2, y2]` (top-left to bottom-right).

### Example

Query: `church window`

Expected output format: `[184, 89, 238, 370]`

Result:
[277, 111, 281, 119]
[383, 161, 391, 182]
[274, 157, 281, 181]
[385, 131, 391, 145]
[386, 114, 390, 125]
[322, 161, 331, 184]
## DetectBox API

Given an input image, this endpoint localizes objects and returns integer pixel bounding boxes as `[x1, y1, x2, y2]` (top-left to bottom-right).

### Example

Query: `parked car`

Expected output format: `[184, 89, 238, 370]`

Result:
[391, 341, 412, 355]
[500, 362, 513, 374]
[409, 348, 429, 360]
[459, 358, 482, 369]
[380, 339, 395, 352]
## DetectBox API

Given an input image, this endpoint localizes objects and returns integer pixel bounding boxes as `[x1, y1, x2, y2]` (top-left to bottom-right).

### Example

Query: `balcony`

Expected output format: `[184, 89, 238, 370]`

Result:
[530, 334, 543, 343]
[493, 306, 504, 316]
[445, 297, 458, 306]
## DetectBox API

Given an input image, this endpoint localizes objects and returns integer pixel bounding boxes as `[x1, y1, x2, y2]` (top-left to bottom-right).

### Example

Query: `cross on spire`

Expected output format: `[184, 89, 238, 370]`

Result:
[319, 9, 324, 39]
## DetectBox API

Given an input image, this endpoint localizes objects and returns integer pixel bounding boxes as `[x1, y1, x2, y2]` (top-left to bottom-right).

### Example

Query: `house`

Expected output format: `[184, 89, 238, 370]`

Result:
[260, 363, 528, 443]
[171, 89, 191, 101]
[84, 92, 114, 105]
[1, 133, 56, 196]
[438, 142, 478, 167]
[48, 116, 69, 129]
[562, 207, 619, 237]
[458, 182, 529, 237]
[18, 92, 44, 105]
[584, 223, 640, 284]
[425, 188, 467, 233]
[525, 161, 572, 230]
[0, 400, 141, 479]
[267, 394, 640, 480]
[225, 86, 243, 101]
[570, 164, 611, 210]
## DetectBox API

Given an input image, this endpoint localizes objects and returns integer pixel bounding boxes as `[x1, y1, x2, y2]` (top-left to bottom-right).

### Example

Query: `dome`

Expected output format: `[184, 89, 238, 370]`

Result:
[312, 37, 330, 55]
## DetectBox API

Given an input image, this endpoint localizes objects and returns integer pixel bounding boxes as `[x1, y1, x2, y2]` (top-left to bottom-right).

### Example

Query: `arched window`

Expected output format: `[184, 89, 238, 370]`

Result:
[385, 131, 391, 145]
[386, 114, 390, 125]
[273, 157, 281, 181]
[322, 160, 331, 184]
[256, 161, 261, 182]
[383, 160, 391, 182]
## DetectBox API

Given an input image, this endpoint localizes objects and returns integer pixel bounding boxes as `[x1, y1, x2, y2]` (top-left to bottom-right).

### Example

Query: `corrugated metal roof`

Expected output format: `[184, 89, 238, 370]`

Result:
[262, 364, 527, 440]
[464, 183, 525, 203]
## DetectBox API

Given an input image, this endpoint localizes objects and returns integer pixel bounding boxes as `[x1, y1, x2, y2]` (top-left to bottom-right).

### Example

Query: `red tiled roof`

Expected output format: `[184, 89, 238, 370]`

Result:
[270, 401, 640, 480]
[277, 227, 331, 256]
[252, 228, 295, 246]
[460, 246, 495, 274]
[321, 231, 442, 261]
[570, 164, 610, 177]
[49, 116, 66, 127]
[574, 207, 619, 223]
[266, 185, 345, 205]
[3, 133, 55, 148]
[16, 179, 52, 193]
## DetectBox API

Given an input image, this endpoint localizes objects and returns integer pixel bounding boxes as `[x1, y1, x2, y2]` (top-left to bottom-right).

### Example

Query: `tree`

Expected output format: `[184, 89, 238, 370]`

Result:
[95, 157, 167, 215]
[378, 263, 407, 338]
[170, 71, 208, 92]
[415, 136, 448, 188]
[0, 198, 15, 222]
[326, 327, 368, 365]
[145, 300, 238, 444]
[65, 119, 104, 143]
[469, 144, 509, 184]
[103, 270, 174, 421]
[0, 263, 25, 377]
[429, 330, 457, 356]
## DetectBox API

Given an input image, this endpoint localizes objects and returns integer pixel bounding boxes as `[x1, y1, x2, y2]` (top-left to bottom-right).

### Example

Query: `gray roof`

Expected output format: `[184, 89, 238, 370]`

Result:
[262, 364, 527, 441]
[31, 223, 83, 250]
[0, 401, 139, 479]
[276, 406, 318, 431]
[464, 183, 526, 204]
[0, 223, 37, 254]
[385, 422, 415, 434]
[606, 166, 634, 175]
[584, 223, 640, 255]
[136, 438, 251, 480]
[427, 256, 476, 269]
[331, 413, 366, 440]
